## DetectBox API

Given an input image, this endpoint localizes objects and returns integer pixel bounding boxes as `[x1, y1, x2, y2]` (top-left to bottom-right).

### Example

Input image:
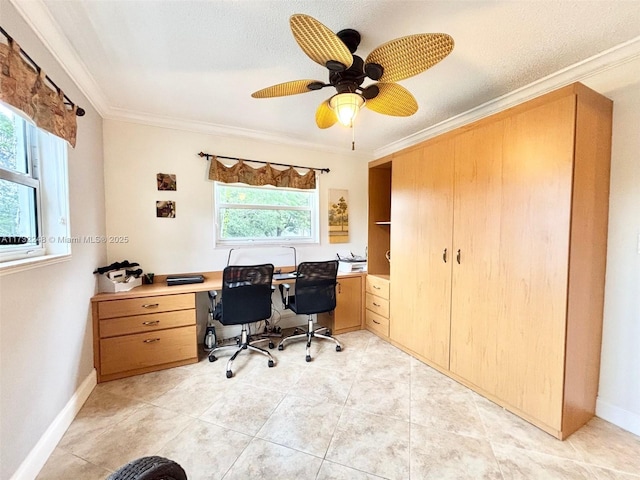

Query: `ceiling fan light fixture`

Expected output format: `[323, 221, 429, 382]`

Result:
[329, 92, 365, 127]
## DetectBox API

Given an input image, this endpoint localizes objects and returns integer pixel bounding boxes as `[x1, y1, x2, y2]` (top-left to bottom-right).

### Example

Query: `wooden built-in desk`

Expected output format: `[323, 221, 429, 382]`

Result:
[91, 270, 364, 382]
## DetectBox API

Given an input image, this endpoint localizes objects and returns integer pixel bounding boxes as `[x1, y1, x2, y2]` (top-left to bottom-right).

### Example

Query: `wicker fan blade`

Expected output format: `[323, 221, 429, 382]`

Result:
[366, 83, 418, 117]
[251, 79, 323, 98]
[290, 14, 353, 70]
[366, 33, 454, 83]
[316, 99, 337, 129]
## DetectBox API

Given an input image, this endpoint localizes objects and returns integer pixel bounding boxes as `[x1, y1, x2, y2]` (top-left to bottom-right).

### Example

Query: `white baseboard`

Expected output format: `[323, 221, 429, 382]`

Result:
[596, 397, 640, 436]
[10, 369, 97, 480]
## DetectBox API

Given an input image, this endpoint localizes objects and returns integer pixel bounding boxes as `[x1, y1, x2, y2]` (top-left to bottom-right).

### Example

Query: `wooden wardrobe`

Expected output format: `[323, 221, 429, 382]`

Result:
[369, 83, 613, 439]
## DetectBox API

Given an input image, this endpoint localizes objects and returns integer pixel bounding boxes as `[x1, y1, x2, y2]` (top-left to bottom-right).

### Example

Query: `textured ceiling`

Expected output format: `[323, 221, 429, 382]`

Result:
[14, 0, 640, 154]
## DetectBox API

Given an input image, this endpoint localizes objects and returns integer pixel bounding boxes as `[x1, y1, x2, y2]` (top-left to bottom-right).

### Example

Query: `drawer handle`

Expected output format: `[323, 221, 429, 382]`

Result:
[142, 320, 160, 326]
[142, 303, 159, 309]
[372, 285, 381, 290]
[372, 302, 381, 307]
[372, 319, 381, 325]
[143, 338, 161, 343]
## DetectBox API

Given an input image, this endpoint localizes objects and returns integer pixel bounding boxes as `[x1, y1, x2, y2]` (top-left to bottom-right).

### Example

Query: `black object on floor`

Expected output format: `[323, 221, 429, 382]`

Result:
[107, 456, 187, 480]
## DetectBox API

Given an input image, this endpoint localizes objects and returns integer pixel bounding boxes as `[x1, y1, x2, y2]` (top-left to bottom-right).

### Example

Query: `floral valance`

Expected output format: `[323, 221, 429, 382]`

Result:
[208, 156, 317, 190]
[0, 39, 77, 147]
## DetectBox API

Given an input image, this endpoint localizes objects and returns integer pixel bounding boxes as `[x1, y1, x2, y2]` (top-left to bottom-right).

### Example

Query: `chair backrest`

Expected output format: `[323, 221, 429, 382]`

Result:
[293, 260, 338, 315]
[220, 263, 274, 325]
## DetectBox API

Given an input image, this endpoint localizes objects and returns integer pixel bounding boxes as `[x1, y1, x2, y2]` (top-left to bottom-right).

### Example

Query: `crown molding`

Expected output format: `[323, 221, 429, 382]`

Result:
[9, 0, 372, 158]
[9, 0, 110, 116]
[374, 34, 640, 159]
[12, 0, 639, 159]
[106, 108, 373, 159]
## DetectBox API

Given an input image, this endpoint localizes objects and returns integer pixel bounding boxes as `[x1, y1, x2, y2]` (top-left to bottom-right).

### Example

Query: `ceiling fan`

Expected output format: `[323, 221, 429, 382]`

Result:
[251, 14, 454, 133]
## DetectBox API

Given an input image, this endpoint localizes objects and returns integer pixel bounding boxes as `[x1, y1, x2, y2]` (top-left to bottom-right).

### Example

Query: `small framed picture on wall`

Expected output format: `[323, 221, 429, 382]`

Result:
[157, 173, 177, 191]
[329, 189, 349, 243]
[156, 200, 176, 218]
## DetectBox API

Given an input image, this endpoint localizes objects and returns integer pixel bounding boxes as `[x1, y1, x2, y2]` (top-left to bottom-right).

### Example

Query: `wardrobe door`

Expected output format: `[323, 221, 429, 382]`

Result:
[390, 140, 454, 368]
[449, 120, 505, 394]
[497, 95, 576, 429]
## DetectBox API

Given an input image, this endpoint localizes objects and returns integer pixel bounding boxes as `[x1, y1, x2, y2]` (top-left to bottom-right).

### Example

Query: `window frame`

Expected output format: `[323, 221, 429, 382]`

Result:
[213, 181, 320, 247]
[0, 112, 45, 262]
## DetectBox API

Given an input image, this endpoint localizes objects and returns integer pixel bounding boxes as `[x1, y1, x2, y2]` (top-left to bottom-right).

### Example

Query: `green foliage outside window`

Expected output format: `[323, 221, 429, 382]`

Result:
[216, 184, 315, 241]
[0, 114, 19, 236]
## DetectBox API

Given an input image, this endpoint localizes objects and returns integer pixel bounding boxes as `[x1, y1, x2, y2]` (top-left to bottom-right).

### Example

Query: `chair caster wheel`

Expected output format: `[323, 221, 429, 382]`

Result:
[326, 329, 332, 337]
[278, 345, 284, 351]
[268, 359, 275, 367]
[306, 355, 312, 362]
[336, 345, 342, 352]
[226, 370, 233, 378]
[209, 355, 216, 362]
[269, 342, 275, 349]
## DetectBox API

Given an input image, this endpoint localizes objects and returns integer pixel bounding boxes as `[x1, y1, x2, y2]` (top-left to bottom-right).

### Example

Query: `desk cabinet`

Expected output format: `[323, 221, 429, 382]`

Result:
[333, 275, 363, 333]
[365, 275, 390, 338]
[320, 274, 363, 334]
[92, 293, 198, 382]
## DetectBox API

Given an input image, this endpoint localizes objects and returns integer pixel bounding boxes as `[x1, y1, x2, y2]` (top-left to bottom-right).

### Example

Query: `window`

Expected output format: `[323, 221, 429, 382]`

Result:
[215, 182, 318, 245]
[0, 103, 69, 266]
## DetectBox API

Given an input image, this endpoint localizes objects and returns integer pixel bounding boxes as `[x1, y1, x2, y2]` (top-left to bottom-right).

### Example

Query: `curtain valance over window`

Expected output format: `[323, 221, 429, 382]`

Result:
[208, 156, 317, 190]
[0, 39, 77, 147]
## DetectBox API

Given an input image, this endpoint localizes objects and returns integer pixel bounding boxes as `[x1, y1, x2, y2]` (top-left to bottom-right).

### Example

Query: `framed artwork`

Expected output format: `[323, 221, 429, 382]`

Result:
[157, 173, 177, 191]
[329, 189, 349, 243]
[156, 200, 176, 218]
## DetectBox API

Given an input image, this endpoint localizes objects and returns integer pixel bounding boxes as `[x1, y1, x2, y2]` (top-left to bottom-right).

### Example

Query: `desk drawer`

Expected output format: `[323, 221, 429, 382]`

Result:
[366, 293, 389, 318]
[98, 293, 195, 319]
[99, 309, 195, 338]
[100, 325, 197, 376]
[366, 310, 389, 337]
[366, 276, 390, 299]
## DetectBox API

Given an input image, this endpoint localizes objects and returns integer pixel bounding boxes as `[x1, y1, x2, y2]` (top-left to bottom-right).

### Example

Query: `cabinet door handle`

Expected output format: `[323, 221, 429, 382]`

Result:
[372, 285, 381, 290]
[443, 248, 447, 263]
[337, 282, 342, 294]
[456, 249, 461, 264]
[372, 302, 381, 307]
[142, 303, 159, 309]
[372, 319, 380, 325]
[143, 338, 160, 343]
[142, 320, 160, 326]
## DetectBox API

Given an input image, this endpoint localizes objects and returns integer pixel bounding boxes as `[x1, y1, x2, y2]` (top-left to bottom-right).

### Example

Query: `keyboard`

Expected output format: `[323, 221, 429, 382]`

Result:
[273, 272, 297, 281]
[166, 275, 205, 286]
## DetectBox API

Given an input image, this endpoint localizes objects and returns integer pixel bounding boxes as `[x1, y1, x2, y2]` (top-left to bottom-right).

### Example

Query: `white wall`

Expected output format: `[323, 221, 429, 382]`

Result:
[586, 67, 640, 435]
[102, 120, 369, 273]
[0, 2, 106, 478]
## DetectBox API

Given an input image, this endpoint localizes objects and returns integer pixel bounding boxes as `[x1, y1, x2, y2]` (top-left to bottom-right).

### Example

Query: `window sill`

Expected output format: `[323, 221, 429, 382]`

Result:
[0, 253, 71, 276]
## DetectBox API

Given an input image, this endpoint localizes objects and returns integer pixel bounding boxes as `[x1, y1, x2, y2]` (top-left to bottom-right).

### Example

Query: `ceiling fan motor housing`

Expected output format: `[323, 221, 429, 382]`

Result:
[330, 55, 366, 92]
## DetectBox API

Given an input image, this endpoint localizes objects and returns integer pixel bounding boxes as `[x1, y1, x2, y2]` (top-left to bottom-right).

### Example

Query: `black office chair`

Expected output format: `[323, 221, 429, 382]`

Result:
[277, 260, 342, 362]
[208, 263, 276, 378]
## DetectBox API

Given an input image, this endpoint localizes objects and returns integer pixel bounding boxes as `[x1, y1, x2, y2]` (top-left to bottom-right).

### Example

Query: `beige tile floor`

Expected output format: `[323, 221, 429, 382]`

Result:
[38, 330, 640, 480]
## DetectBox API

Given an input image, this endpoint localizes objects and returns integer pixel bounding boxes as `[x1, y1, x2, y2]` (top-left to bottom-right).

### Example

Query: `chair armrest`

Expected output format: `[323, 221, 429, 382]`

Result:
[207, 290, 218, 321]
[208, 290, 217, 306]
[279, 283, 291, 309]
